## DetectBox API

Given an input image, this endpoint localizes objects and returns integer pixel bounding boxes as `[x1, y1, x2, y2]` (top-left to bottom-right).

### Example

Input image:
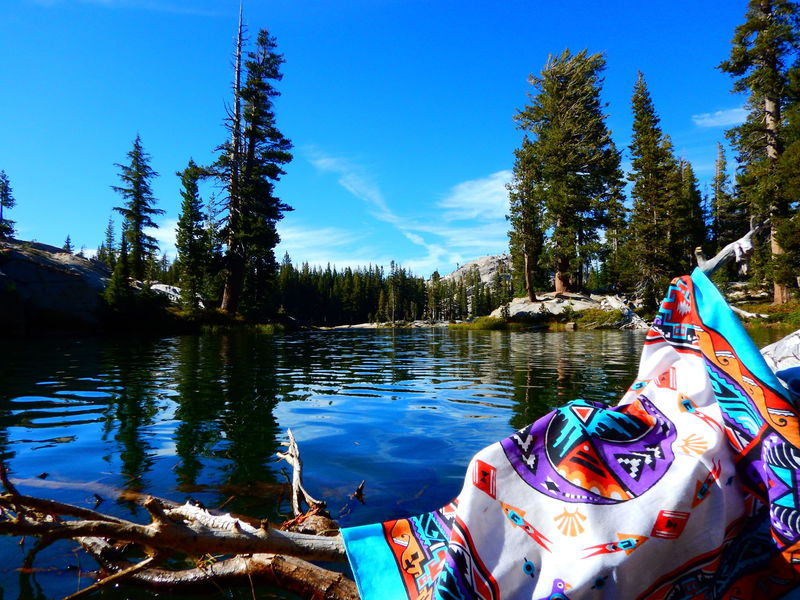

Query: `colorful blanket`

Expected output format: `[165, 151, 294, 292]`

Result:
[341, 270, 800, 600]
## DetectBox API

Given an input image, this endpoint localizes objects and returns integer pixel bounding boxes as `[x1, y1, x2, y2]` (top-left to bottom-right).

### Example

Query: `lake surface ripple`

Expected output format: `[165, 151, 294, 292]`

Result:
[0, 327, 784, 598]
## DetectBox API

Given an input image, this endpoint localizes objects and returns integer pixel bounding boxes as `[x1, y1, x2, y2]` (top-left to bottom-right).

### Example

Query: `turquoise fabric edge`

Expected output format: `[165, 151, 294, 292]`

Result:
[341, 522, 408, 600]
[690, 268, 788, 401]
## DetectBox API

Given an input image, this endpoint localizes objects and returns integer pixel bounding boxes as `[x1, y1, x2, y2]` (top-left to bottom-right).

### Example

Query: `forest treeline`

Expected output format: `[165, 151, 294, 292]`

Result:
[0, 0, 798, 328]
[508, 1, 800, 307]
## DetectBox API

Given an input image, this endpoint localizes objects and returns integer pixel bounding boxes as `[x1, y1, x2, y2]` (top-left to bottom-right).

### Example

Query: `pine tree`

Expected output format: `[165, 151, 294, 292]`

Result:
[719, 0, 800, 303]
[677, 159, 707, 267]
[96, 216, 117, 269]
[507, 156, 546, 300]
[62, 235, 74, 254]
[427, 271, 442, 321]
[600, 176, 629, 290]
[104, 229, 132, 309]
[711, 143, 749, 250]
[0, 170, 16, 239]
[775, 65, 800, 288]
[509, 49, 624, 294]
[175, 160, 208, 310]
[112, 135, 163, 282]
[627, 73, 691, 303]
[212, 15, 293, 315]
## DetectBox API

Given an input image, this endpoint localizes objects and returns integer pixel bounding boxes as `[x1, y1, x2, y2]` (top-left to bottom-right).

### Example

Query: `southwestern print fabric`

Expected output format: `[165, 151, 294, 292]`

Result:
[341, 270, 800, 599]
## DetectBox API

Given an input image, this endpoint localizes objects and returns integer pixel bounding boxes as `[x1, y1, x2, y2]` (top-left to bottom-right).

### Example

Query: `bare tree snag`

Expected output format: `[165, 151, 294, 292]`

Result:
[695, 217, 766, 277]
[277, 428, 325, 517]
[220, 4, 245, 314]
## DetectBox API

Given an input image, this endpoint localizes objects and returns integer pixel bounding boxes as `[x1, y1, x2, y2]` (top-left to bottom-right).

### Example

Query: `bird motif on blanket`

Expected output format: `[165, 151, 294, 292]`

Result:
[536, 578, 571, 600]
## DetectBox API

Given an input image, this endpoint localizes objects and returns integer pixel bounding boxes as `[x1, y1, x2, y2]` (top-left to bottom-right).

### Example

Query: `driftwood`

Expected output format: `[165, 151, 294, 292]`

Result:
[694, 218, 775, 320]
[277, 428, 325, 517]
[730, 305, 770, 320]
[695, 217, 766, 277]
[0, 430, 358, 600]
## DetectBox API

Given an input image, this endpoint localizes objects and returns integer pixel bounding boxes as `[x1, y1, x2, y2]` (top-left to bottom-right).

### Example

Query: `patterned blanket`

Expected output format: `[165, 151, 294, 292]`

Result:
[341, 270, 800, 599]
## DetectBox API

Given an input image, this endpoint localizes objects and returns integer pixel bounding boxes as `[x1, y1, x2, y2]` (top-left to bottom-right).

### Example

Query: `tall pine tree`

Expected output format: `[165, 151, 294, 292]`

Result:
[112, 135, 163, 282]
[175, 160, 209, 310]
[212, 14, 293, 315]
[678, 159, 707, 263]
[719, 0, 800, 303]
[509, 49, 624, 294]
[627, 73, 701, 303]
[507, 158, 545, 300]
[711, 142, 749, 250]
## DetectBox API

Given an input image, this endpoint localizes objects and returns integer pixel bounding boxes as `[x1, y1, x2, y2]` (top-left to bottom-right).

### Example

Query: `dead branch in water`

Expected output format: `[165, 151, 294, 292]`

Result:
[277, 428, 325, 517]
[0, 431, 358, 600]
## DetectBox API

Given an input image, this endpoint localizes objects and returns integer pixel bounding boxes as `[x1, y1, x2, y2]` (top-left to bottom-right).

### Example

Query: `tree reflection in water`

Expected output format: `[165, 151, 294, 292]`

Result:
[5, 326, 792, 599]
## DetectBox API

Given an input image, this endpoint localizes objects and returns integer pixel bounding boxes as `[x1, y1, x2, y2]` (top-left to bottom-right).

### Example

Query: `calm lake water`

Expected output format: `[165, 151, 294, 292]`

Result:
[0, 326, 792, 599]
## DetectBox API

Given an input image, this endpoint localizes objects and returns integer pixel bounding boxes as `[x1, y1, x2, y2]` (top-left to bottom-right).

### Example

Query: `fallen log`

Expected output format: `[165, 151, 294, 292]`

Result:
[78, 537, 358, 599]
[730, 305, 770, 320]
[0, 430, 357, 600]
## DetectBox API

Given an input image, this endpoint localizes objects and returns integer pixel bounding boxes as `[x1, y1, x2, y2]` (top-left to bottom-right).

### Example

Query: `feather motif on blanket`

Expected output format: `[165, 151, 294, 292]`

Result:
[341, 270, 800, 599]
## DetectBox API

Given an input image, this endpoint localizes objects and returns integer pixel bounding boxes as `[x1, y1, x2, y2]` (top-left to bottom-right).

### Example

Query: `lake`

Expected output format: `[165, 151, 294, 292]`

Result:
[0, 326, 792, 598]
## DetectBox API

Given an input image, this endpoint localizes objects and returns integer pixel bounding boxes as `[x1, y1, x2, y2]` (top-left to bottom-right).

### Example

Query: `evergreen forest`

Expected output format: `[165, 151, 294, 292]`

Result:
[1, 0, 799, 328]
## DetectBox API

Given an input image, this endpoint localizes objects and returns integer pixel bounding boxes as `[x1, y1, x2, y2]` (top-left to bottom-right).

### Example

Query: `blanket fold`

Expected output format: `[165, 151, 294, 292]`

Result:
[342, 270, 800, 599]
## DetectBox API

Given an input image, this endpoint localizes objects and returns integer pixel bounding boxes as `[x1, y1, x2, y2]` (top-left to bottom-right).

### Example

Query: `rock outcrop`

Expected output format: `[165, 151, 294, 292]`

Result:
[761, 330, 800, 401]
[0, 238, 110, 333]
[489, 291, 649, 329]
[441, 254, 511, 285]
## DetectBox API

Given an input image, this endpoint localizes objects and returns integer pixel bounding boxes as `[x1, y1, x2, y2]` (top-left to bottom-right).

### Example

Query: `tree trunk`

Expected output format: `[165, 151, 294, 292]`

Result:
[524, 251, 537, 302]
[221, 249, 244, 313]
[221, 9, 245, 315]
[765, 88, 788, 304]
[771, 223, 790, 304]
[554, 256, 571, 293]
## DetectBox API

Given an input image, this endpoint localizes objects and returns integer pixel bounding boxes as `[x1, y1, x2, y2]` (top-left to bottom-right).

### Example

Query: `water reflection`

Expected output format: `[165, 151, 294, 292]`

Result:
[0, 326, 789, 598]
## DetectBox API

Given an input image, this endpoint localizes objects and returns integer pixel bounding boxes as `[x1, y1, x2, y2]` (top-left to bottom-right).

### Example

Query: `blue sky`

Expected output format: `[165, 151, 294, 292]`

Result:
[1, 0, 748, 277]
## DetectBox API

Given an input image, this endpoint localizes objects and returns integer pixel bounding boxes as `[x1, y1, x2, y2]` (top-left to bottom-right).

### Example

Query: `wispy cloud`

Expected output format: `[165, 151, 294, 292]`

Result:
[278, 224, 366, 249]
[308, 154, 400, 224]
[306, 151, 511, 275]
[439, 170, 511, 222]
[276, 223, 391, 270]
[691, 107, 747, 128]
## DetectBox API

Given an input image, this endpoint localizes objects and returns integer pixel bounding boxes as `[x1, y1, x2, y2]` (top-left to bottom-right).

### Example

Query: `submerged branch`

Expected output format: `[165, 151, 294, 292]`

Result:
[80, 537, 358, 599]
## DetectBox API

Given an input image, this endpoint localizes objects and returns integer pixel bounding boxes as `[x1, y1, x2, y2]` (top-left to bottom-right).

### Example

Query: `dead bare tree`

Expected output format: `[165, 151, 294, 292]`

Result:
[694, 216, 766, 277]
[695, 217, 770, 319]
